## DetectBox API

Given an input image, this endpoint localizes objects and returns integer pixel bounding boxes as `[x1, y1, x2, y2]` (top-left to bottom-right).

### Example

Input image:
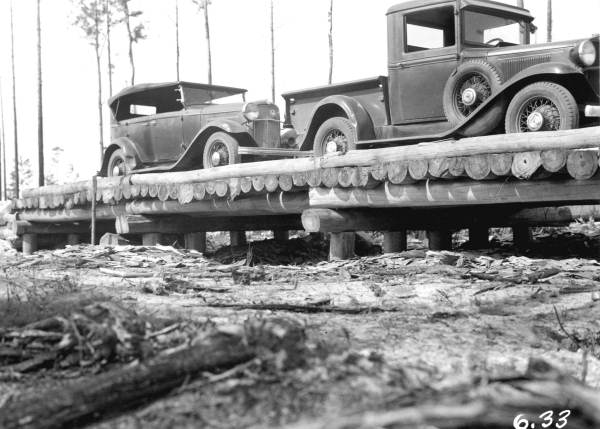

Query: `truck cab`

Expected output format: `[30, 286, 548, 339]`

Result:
[283, 0, 599, 153]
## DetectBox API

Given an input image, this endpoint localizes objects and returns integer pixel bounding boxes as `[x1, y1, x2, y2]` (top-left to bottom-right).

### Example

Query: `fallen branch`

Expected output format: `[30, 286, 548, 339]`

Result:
[0, 318, 306, 429]
[203, 301, 415, 314]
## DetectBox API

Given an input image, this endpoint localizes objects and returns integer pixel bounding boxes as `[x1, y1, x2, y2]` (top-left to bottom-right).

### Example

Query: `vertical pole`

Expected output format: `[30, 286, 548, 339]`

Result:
[546, 0, 552, 43]
[175, 0, 180, 81]
[37, 0, 44, 187]
[1, 78, 7, 200]
[270, 0, 275, 103]
[106, 0, 113, 97]
[329, 232, 355, 260]
[427, 229, 452, 250]
[184, 231, 206, 252]
[91, 175, 97, 245]
[383, 230, 407, 253]
[22, 233, 38, 256]
[10, 0, 19, 198]
[328, 0, 333, 84]
[230, 231, 247, 247]
[513, 225, 532, 249]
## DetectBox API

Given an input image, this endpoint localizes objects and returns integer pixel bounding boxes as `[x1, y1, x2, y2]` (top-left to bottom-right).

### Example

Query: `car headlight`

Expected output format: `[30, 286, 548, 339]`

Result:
[577, 40, 596, 66]
[242, 103, 260, 121]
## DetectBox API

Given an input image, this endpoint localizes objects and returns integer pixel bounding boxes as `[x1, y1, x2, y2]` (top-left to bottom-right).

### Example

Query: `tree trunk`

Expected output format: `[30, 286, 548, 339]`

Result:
[0, 77, 5, 200]
[122, 1, 135, 85]
[106, 0, 113, 96]
[546, 0, 552, 42]
[203, 1, 212, 84]
[328, 0, 333, 84]
[270, 0, 275, 102]
[37, 0, 44, 187]
[10, 0, 19, 198]
[94, 6, 104, 164]
[175, 0, 180, 80]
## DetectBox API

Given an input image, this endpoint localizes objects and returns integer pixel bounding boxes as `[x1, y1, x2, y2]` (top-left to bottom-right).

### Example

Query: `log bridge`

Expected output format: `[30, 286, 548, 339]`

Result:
[9, 126, 600, 259]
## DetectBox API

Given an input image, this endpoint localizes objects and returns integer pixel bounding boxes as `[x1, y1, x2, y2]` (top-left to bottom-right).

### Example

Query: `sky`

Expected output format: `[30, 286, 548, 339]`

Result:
[0, 0, 599, 189]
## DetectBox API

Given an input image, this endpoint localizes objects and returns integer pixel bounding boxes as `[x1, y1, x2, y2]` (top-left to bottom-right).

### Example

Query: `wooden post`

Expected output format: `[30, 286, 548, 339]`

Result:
[142, 233, 162, 246]
[91, 175, 97, 245]
[66, 233, 80, 245]
[22, 233, 38, 255]
[273, 230, 289, 243]
[329, 232, 355, 260]
[427, 229, 452, 250]
[469, 226, 489, 248]
[184, 232, 206, 252]
[230, 231, 247, 247]
[383, 230, 407, 253]
[513, 225, 532, 249]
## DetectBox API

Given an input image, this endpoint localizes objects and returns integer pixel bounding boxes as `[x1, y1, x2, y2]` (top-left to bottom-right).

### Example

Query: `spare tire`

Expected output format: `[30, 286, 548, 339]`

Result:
[443, 60, 504, 137]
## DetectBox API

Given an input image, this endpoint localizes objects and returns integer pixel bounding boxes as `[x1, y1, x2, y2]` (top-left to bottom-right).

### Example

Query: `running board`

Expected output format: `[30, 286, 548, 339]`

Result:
[238, 147, 313, 158]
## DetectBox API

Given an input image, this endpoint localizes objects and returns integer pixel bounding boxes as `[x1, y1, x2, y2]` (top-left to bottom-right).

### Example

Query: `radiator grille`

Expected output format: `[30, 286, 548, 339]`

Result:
[253, 119, 280, 148]
[500, 55, 551, 80]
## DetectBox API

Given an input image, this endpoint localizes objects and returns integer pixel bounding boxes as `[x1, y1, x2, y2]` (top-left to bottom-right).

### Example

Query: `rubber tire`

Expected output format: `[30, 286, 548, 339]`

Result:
[313, 117, 357, 156]
[442, 60, 504, 137]
[106, 149, 129, 177]
[202, 132, 240, 168]
[505, 81, 579, 133]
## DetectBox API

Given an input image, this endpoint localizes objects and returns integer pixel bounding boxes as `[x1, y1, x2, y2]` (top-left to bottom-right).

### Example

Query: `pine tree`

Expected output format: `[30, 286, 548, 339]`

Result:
[192, 0, 213, 84]
[114, 0, 145, 86]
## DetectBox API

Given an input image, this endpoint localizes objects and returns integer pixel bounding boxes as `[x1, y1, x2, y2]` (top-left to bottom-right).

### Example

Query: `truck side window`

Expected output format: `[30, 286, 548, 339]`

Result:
[405, 6, 455, 52]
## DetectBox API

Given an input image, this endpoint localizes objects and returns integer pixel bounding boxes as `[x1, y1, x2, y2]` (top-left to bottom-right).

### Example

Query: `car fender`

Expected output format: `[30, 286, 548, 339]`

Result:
[100, 137, 142, 176]
[170, 119, 253, 171]
[300, 95, 376, 151]
[454, 62, 585, 134]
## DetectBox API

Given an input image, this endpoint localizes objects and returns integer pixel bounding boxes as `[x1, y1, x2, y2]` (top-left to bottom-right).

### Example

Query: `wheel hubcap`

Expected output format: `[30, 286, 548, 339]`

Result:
[322, 129, 347, 154]
[208, 142, 229, 167]
[526, 111, 544, 131]
[461, 88, 477, 106]
[518, 97, 560, 132]
[455, 73, 491, 116]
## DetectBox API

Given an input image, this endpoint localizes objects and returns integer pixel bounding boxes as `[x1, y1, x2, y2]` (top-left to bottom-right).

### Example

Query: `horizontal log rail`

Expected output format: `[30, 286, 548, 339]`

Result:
[20, 126, 600, 199]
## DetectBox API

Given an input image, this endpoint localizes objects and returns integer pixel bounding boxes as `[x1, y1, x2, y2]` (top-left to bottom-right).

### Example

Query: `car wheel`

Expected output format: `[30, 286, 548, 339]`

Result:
[505, 81, 579, 133]
[443, 61, 504, 137]
[106, 149, 129, 177]
[203, 132, 240, 168]
[313, 117, 357, 156]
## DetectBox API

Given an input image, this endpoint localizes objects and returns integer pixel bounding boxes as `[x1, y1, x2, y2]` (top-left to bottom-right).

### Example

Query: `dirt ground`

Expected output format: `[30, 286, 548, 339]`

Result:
[1, 228, 599, 428]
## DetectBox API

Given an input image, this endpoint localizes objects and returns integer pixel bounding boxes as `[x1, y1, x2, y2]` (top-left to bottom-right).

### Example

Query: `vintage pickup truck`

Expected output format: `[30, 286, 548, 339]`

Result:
[283, 0, 600, 154]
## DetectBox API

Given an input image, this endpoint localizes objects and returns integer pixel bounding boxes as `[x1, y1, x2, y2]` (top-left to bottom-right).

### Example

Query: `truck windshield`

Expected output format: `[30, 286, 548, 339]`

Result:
[463, 10, 527, 46]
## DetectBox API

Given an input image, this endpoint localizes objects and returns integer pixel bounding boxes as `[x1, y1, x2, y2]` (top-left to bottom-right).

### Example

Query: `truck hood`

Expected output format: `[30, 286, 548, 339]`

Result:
[462, 36, 599, 58]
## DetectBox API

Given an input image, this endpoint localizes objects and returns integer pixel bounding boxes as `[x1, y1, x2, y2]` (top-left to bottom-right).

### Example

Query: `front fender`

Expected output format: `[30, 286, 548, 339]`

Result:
[300, 95, 376, 151]
[455, 62, 586, 134]
[170, 119, 252, 171]
[100, 137, 142, 176]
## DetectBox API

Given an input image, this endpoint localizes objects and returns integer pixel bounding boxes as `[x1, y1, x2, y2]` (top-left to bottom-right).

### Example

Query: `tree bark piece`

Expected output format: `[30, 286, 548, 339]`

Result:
[184, 231, 206, 252]
[193, 183, 205, 200]
[307, 170, 322, 187]
[567, 149, 598, 180]
[178, 183, 194, 204]
[489, 153, 512, 176]
[512, 151, 542, 179]
[240, 177, 253, 194]
[292, 172, 308, 187]
[252, 175, 265, 192]
[215, 181, 228, 197]
[278, 175, 293, 192]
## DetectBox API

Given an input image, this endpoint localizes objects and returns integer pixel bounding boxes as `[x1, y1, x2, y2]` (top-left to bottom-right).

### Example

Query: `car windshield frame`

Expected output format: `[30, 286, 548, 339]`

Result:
[461, 8, 530, 47]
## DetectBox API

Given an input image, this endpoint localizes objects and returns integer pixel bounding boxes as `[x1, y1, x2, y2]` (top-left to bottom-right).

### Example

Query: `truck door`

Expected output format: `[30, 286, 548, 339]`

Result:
[148, 112, 184, 162]
[388, 5, 458, 124]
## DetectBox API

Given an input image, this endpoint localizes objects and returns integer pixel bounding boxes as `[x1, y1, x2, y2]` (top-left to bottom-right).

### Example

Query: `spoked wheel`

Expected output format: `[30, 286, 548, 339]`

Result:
[313, 117, 357, 156]
[106, 149, 129, 177]
[453, 72, 492, 117]
[505, 82, 579, 133]
[443, 61, 504, 136]
[202, 132, 240, 168]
